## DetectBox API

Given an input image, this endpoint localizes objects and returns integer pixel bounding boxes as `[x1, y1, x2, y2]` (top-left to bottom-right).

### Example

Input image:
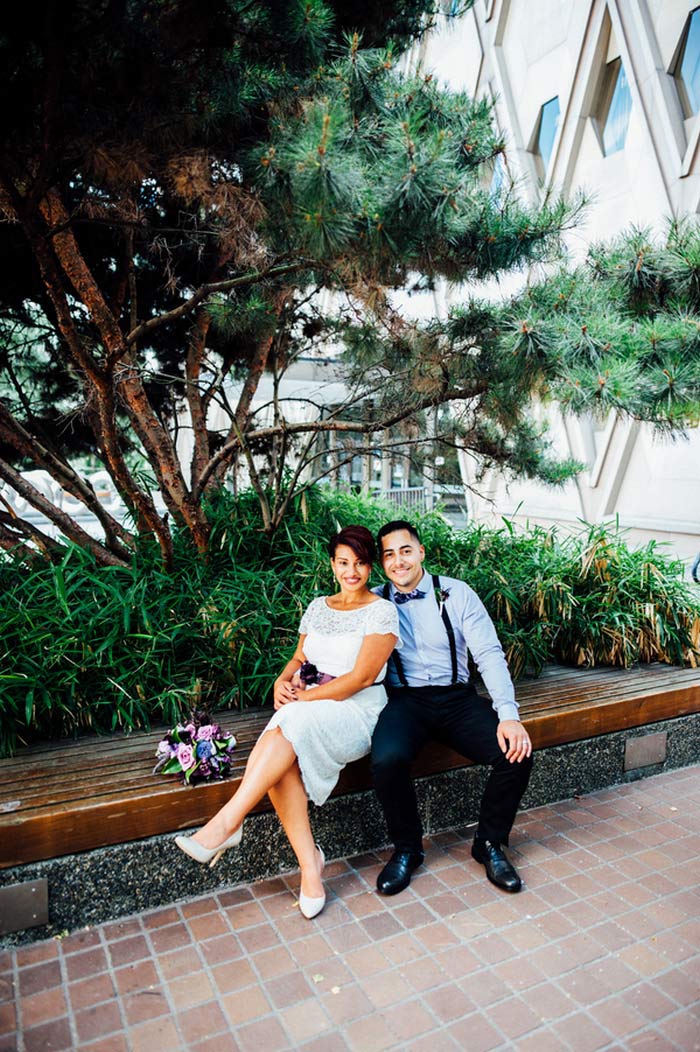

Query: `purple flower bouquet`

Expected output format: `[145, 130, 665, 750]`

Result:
[153, 711, 237, 786]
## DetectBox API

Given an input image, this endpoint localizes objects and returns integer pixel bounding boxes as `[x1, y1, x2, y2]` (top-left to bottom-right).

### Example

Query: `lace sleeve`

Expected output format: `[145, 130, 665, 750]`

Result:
[299, 597, 321, 635]
[366, 599, 401, 644]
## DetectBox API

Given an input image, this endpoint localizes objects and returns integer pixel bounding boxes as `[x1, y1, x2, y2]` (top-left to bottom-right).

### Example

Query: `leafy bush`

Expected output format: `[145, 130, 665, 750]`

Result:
[0, 487, 697, 755]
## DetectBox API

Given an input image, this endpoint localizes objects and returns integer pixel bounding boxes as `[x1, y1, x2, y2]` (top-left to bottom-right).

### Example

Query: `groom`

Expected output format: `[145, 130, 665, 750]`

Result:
[371, 520, 533, 895]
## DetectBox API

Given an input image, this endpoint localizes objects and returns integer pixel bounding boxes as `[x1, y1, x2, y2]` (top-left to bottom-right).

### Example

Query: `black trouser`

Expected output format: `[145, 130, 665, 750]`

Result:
[371, 684, 533, 853]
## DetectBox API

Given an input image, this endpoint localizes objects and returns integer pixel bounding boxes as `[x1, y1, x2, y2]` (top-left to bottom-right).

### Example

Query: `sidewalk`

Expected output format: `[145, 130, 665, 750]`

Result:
[2, 765, 699, 1052]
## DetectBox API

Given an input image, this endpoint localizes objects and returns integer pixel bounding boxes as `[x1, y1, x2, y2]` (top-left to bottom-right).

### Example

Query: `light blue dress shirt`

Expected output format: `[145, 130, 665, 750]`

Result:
[375, 570, 520, 723]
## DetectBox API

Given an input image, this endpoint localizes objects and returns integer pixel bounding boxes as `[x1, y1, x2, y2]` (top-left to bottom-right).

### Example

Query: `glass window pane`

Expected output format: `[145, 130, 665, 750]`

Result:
[679, 9, 700, 114]
[537, 97, 560, 171]
[602, 61, 632, 155]
[490, 153, 506, 201]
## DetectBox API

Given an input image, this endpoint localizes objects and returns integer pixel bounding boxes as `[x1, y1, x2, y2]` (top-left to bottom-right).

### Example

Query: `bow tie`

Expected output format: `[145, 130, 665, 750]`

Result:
[394, 588, 426, 605]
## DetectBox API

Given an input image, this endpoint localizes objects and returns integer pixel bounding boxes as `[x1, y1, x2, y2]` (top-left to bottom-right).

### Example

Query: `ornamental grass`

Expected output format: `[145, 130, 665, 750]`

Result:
[0, 487, 697, 756]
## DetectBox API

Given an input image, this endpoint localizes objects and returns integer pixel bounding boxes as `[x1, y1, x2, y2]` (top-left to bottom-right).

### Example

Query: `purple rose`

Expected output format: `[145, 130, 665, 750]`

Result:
[198, 761, 211, 778]
[156, 740, 172, 756]
[197, 724, 215, 741]
[177, 743, 195, 770]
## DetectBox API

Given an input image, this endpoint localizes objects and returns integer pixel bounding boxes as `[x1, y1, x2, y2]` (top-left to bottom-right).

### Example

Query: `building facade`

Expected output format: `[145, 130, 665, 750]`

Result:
[417, 0, 700, 565]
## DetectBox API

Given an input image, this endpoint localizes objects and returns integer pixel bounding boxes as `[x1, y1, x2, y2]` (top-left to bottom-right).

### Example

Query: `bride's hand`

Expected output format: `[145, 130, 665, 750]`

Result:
[290, 672, 302, 689]
[273, 679, 298, 710]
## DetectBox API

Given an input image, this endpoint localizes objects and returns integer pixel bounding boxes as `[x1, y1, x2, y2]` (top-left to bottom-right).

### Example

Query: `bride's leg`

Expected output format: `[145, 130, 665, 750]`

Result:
[193, 727, 297, 849]
[268, 764, 324, 899]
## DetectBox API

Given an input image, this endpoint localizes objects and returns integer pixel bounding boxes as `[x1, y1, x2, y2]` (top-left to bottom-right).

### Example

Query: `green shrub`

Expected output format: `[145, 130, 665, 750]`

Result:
[0, 486, 697, 755]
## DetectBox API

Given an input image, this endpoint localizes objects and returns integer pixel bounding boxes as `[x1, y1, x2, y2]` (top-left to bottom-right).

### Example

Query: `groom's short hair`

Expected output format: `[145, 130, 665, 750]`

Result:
[376, 520, 421, 552]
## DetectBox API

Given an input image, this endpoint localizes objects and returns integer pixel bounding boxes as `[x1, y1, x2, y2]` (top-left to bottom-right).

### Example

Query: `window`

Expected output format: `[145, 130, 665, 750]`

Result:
[489, 152, 506, 202]
[674, 7, 700, 117]
[597, 58, 632, 155]
[533, 96, 560, 175]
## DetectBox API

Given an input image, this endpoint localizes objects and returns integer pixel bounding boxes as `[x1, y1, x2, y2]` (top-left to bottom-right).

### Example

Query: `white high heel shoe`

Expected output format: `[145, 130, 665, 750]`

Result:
[174, 824, 243, 868]
[299, 845, 326, 919]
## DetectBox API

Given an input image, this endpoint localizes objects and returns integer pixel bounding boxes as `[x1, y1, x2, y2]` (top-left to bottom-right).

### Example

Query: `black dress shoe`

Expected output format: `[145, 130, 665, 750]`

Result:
[471, 840, 522, 892]
[376, 850, 424, 896]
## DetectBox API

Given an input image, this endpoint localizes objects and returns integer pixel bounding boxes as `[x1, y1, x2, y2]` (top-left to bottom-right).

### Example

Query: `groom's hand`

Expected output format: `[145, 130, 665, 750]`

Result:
[497, 720, 532, 763]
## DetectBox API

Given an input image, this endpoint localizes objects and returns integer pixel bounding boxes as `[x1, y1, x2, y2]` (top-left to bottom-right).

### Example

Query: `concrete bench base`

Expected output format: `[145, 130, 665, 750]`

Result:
[3, 710, 699, 947]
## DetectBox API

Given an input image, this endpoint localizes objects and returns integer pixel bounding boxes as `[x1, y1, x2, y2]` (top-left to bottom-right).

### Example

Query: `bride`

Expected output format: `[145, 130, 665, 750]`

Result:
[175, 525, 400, 918]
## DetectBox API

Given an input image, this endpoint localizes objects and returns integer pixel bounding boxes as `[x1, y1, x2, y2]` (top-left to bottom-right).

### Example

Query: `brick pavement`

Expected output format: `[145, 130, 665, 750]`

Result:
[2, 765, 699, 1052]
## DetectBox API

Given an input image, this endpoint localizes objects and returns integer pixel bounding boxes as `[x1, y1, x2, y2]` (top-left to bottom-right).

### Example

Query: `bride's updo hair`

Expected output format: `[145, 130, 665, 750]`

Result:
[328, 525, 377, 565]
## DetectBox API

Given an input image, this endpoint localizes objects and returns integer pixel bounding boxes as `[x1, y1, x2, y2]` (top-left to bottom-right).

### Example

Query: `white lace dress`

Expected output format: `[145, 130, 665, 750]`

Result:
[263, 596, 401, 805]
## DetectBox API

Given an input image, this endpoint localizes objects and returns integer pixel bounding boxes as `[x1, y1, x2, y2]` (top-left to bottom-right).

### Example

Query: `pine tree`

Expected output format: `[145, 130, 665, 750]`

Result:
[0, 0, 584, 568]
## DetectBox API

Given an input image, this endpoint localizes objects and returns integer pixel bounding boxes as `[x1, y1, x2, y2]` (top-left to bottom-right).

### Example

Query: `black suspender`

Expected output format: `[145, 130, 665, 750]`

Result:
[385, 575, 459, 687]
[432, 574, 459, 686]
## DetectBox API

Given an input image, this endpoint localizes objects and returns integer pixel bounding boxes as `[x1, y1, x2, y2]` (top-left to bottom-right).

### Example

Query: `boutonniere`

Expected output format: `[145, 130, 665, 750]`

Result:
[434, 585, 450, 615]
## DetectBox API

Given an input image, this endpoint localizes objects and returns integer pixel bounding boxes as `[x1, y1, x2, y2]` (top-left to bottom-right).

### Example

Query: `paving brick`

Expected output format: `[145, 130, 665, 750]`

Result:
[107, 934, 150, 968]
[147, 922, 192, 954]
[279, 998, 332, 1045]
[220, 983, 271, 1026]
[588, 995, 648, 1039]
[175, 1001, 229, 1045]
[74, 1001, 123, 1044]
[211, 957, 257, 994]
[525, 980, 575, 1023]
[157, 945, 202, 979]
[168, 971, 214, 1011]
[382, 998, 435, 1041]
[56, 929, 100, 955]
[236, 1015, 290, 1052]
[23, 1017, 74, 1052]
[424, 982, 475, 1023]
[551, 1010, 614, 1051]
[127, 1016, 183, 1052]
[489, 995, 542, 1040]
[18, 960, 63, 996]
[654, 968, 700, 1008]
[0, 1003, 16, 1036]
[121, 987, 170, 1026]
[399, 955, 445, 993]
[198, 933, 243, 966]
[19, 986, 68, 1029]
[264, 970, 314, 1010]
[447, 1011, 506, 1051]
[113, 960, 159, 997]
[343, 1012, 397, 1052]
[432, 944, 481, 980]
[0, 977, 12, 1009]
[63, 947, 110, 983]
[15, 942, 59, 967]
[322, 984, 374, 1025]
[101, 918, 142, 941]
[358, 968, 411, 1009]
[141, 906, 180, 929]
[342, 945, 388, 979]
[67, 972, 116, 1011]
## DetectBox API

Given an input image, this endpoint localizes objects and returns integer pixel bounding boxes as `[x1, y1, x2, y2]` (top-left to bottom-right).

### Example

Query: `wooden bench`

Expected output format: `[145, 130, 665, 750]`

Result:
[2, 663, 700, 870]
